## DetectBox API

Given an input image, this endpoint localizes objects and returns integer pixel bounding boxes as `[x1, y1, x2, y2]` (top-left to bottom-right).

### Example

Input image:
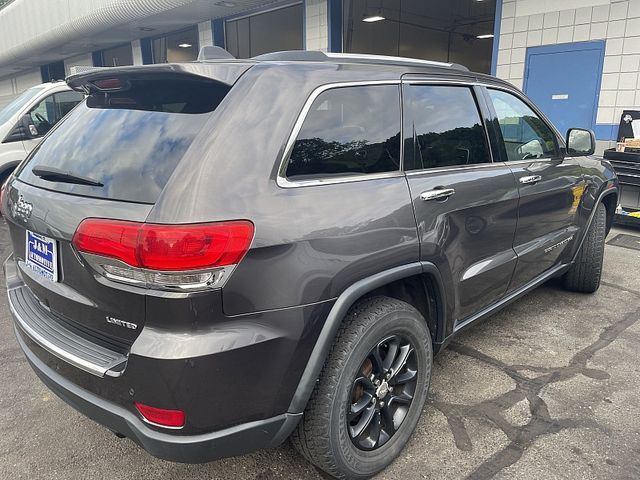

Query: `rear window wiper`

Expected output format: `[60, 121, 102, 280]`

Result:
[31, 166, 104, 187]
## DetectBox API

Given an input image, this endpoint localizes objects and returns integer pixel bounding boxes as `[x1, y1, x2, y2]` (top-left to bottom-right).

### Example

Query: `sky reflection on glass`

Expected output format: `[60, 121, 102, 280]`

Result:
[20, 103, 210, 204]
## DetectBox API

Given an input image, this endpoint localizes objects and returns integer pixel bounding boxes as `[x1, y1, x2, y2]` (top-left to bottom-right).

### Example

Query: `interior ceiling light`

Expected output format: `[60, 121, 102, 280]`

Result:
[178, 43, 193, 48]
[362, 10, 385, 22]
[477, 34, 494, 39]
[362, 14, 385, 22]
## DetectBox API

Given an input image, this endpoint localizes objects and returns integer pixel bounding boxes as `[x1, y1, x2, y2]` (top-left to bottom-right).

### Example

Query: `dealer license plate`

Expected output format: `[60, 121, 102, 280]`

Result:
[25, 231, 58, 282]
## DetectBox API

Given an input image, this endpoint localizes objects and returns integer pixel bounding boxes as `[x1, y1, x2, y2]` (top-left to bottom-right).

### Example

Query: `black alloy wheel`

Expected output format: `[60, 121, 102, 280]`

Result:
[347, 334, 418, 450]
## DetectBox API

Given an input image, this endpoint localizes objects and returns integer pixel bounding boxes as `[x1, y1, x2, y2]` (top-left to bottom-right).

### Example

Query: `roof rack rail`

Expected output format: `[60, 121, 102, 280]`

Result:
[251, 50, 469, 71]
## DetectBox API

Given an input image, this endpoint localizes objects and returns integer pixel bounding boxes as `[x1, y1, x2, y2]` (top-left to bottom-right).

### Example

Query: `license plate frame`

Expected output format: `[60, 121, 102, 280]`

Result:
[25, 230, 58, 282]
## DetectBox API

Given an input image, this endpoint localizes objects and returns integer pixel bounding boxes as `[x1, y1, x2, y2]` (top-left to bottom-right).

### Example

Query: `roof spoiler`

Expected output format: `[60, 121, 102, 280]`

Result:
[66, 63, 250, 93]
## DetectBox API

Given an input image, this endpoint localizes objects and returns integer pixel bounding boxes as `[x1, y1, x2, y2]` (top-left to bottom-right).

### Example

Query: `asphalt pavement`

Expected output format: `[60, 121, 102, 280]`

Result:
[1, 223, 639, 480]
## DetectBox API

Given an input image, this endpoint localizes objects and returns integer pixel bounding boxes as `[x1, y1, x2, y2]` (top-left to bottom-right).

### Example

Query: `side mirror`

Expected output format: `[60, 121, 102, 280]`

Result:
[566, 128, 596, 156]
[3, 114, 37, 143]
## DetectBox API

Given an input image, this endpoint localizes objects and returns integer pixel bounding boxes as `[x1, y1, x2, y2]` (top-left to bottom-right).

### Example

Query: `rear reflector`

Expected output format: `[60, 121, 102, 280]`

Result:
[135, 402, 185, 429]
[73, 219, 254, 271]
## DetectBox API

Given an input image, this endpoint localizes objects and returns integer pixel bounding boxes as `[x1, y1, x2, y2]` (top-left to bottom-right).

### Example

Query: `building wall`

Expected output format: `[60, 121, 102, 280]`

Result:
[132, 39, 143, 66]
[0, 0, 331, 102]
[0, 68, 41, 108]
[306, 0, 329, 51]
[64, 53, 93, 76]
[198, 20, 214, 50]
[496, 0, 640, 153]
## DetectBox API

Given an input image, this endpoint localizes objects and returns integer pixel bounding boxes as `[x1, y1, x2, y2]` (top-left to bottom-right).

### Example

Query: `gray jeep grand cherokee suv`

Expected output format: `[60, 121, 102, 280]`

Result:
[2, 51, 618, 479]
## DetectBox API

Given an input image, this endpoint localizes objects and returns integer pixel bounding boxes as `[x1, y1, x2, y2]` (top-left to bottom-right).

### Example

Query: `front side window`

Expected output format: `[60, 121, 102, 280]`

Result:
[488, 89, 559, 161]
[285, 85, 401, 181]
[28, 95, 56, 136]
[404, 85, 491, 170]
[26, 90, 85, 137]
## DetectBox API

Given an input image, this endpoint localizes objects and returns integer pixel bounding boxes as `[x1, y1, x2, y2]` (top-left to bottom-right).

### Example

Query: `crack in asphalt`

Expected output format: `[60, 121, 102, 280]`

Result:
[430, 283, 640, 480]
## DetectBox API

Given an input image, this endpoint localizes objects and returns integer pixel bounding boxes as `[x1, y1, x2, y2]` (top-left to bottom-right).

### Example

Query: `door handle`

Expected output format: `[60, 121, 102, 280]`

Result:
[420, 188, 456, 201]
[519, 175, 542, 185]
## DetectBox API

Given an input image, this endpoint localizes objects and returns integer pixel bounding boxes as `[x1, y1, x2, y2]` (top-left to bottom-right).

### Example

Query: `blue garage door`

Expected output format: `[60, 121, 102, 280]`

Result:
[524, 41, 605, 136]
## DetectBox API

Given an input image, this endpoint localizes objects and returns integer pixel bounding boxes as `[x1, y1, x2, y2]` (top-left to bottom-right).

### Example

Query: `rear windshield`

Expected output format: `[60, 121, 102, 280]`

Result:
[18, 77, 229, 204]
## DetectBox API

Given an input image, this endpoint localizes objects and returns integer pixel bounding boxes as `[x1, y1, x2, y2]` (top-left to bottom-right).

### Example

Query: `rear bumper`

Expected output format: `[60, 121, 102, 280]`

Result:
[14, 328, 300, 463]
[4, 253, 328, 462]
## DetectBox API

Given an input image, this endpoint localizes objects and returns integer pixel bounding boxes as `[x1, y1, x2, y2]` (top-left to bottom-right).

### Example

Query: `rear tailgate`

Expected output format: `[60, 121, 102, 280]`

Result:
[3, 65, 247, 356]
[5, 181, 151, 348]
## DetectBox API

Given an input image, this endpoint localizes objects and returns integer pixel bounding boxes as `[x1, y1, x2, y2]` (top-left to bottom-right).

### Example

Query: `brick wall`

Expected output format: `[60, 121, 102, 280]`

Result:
[305, 0, 328, 52]
[496, 0, 640, 152]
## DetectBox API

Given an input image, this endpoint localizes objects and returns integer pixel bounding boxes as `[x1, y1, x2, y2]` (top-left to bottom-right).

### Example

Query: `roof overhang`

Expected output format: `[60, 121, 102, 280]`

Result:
[0, 0, 278, 80]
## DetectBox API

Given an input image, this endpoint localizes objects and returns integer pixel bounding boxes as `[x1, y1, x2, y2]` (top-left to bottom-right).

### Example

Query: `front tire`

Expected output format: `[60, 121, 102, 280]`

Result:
[563, 202, 607, 293]
[291, 297, 432, 479]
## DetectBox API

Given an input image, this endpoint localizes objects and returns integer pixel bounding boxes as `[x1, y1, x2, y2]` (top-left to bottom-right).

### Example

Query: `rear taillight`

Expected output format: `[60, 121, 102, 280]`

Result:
[72, 219, 254, 290]
[135, 402, 185, 429]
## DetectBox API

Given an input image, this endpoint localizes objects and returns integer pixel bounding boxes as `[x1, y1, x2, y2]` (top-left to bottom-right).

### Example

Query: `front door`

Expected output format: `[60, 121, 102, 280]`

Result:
[486, 88, 584, 292]
[403, 82, 520, 323]
[524, 41, 605, 135]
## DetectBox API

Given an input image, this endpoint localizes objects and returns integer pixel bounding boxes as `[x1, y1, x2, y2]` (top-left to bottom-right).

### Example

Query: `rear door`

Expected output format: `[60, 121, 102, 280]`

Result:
[485, 87, 584, 292]
[402, 81, 520, 324]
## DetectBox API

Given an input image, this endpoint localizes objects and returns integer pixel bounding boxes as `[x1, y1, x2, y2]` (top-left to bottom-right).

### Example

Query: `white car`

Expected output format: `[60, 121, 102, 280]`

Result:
[0, 82, 84, 184]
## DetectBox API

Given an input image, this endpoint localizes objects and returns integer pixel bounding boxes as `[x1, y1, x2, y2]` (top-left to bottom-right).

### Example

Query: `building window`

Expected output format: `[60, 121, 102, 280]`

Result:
[41, 61, 65, 82]
[225, 3, 303, 58]
[100, 44, 134, 67]
[152, 27, 199, 63]
[343, 0, 496, 73]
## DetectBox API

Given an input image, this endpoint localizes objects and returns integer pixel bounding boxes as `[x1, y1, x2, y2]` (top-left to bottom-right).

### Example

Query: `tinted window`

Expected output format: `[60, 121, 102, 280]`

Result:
[404, 85, 491, 170]
[18, 78, 229, 204]
[285, 85, 401, 181]
[488, 89, 559, 161]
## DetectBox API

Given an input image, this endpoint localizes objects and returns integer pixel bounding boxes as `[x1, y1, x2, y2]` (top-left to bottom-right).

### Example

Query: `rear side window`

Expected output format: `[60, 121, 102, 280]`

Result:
[404, 85, 491, 170]
[18, 77, 229, 204]
[284, 85, 401, 181]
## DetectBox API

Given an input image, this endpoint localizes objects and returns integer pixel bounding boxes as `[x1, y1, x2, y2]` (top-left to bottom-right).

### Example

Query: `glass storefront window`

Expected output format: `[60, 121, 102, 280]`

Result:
[225, 3, 303, 58]
[101, 44, 133, 67]
[152, 27, 199, 63]
[343, 0, 496, 73]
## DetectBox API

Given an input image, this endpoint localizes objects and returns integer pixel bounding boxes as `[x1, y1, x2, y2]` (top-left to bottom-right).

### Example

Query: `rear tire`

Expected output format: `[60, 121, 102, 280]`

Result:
[0, 168, 13, 188]
[563, 202, 606, 293]
[291, 296, 432, 479]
